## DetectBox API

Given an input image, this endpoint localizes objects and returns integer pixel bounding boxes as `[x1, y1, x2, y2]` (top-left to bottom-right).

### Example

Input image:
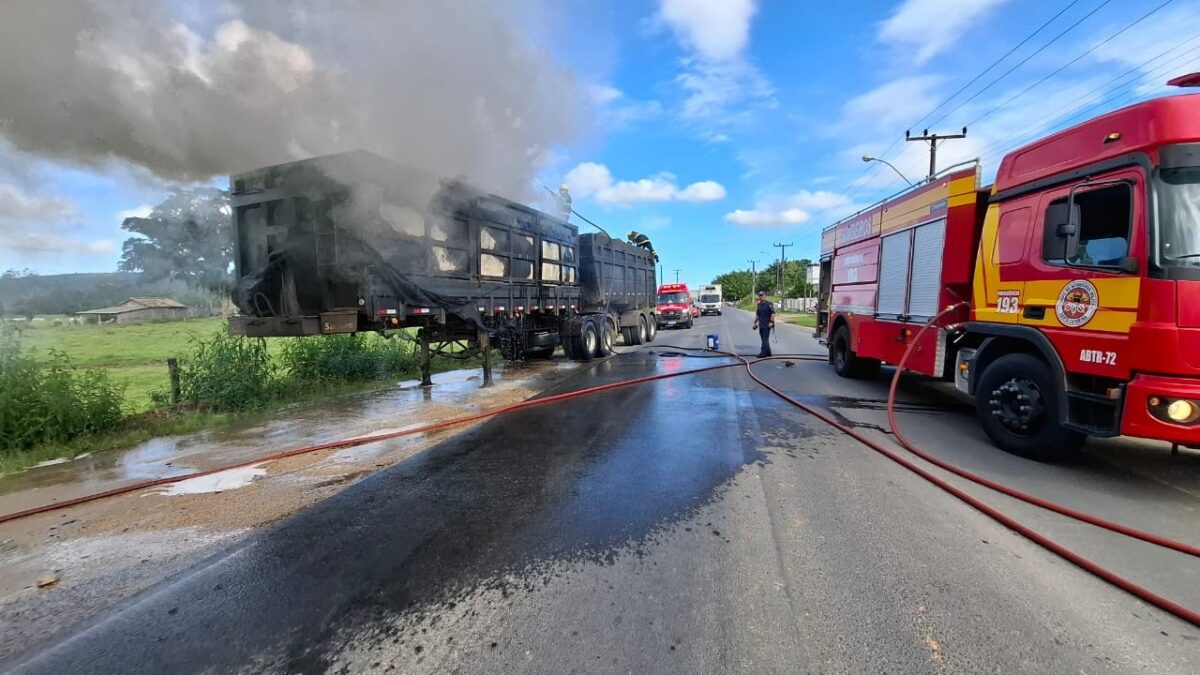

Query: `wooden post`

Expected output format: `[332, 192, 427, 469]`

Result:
[419, 328, 432, 387]
[479, 329, 493, 387]
[167, 358, 181, 406]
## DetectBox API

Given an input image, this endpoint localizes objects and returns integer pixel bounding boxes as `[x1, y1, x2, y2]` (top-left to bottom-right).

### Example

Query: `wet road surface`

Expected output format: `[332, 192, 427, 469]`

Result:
[5, 311, 1200, 673]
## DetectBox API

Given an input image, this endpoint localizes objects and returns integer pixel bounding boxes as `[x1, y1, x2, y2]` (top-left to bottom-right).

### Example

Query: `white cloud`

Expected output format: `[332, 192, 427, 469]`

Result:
[840, 75, 945, 135]
[0, 182, 112, 256]
[724, 189, 857, 227]
[659, 0, 758, 61]
[564, 162, 727, 206]
[654, 0, 774, 129]
[878, 0, 1010, 65]
[585, 83, 665, 129]
[117, 204, 154, 222]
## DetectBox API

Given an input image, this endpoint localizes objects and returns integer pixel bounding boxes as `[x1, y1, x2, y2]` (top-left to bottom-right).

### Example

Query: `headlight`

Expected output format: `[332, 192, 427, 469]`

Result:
[1148, 397, 1200, 425]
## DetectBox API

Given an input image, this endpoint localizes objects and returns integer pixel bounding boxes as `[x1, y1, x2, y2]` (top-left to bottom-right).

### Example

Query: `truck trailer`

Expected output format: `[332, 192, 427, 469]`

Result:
[227, 150, 658, 382]
[817, 89, 1200, 461]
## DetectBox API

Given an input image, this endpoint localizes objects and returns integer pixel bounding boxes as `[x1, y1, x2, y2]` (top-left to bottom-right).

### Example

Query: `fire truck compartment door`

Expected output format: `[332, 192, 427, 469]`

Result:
[908, 218, 947, 319]
[877, 230, 912, 317]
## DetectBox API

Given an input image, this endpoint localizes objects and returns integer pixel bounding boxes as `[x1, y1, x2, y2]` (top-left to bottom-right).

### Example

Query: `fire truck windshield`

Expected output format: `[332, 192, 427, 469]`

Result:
[1158, 165, 1200, 264]
[657, 292, 688, 304]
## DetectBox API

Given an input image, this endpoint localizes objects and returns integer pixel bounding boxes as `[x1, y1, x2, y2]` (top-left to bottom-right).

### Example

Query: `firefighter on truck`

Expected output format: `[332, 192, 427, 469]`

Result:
[817, 81, 1200, 462]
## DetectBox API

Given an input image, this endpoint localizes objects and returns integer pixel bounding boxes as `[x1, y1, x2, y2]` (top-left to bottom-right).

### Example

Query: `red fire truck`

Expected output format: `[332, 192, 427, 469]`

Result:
[817, 88, 1200, 461]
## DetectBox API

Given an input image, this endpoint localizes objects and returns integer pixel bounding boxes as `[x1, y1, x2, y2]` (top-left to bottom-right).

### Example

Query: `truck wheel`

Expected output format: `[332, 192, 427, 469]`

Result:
[599, 320, 616, 355]
[562, 335, 577, 360]
[621, 326, 634, 345]
[577, 321, 599, 361]
[646, 317, 657, 342]
[831, 325, 879, 379]
[632, 315, 647, 345]
[976, 353, 1083, 461]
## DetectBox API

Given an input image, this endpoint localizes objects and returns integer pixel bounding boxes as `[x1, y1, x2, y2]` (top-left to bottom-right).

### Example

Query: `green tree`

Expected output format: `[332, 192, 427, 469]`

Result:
[119, 188, 233, 291]
[761, 258, 814, 297]
[712, 270, 752, 300]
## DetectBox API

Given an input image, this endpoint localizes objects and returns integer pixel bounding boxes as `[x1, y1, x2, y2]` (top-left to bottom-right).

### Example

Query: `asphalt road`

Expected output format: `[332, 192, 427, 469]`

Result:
[6, 309, 1200, 674]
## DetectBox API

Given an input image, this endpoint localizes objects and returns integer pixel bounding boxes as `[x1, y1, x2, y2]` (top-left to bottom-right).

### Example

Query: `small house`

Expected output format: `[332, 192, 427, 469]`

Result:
[76, 297, 189, 324]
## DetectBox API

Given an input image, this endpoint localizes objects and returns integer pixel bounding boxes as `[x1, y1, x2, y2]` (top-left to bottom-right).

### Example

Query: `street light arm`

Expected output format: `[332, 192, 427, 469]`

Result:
[862, 156, 915, 187]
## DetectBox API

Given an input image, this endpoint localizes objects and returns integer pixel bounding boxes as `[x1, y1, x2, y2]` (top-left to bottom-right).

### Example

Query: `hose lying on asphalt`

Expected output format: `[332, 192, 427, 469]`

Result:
[883, 306, 1200, 559]
[736, 336, 1200, 627]
[4, 331, 1198, 627]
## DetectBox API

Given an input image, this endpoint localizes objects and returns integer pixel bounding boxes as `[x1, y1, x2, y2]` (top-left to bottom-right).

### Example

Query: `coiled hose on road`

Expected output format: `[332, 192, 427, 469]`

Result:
[2, 337, 1198, 627]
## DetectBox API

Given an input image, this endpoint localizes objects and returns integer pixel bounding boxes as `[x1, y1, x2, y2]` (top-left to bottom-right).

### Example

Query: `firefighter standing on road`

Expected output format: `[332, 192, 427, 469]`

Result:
[751, 290, 775, 357]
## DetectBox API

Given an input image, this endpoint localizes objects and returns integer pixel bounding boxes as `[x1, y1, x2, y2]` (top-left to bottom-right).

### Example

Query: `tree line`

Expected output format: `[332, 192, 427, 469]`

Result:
[711, 258, 815, 301]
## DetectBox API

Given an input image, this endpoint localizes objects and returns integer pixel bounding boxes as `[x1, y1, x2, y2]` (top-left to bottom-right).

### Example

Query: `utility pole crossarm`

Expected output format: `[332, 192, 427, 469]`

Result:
[905, 127, 967, 178]
[772, 242, 793, 297]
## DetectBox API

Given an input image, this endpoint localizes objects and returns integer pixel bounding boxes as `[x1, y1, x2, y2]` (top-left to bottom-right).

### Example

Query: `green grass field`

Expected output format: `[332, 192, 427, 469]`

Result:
[18, 317, 233, 412]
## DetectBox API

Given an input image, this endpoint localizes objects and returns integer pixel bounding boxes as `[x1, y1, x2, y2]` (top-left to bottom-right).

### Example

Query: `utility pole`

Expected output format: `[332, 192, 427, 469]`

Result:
[748, 259, 758, 297]
[673, 268, 681, 283]
[772, 242, 793, 297]
[906, 127, 967, 178]
[659, 263, 663, 287]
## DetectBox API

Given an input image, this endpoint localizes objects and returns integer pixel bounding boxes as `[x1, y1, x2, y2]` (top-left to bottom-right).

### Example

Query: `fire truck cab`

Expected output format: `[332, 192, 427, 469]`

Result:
[819, 92, 1200, 461]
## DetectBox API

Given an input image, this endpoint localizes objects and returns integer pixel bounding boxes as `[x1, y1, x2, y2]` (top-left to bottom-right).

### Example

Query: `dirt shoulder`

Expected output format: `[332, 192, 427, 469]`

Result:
[0, 361, 578, 663]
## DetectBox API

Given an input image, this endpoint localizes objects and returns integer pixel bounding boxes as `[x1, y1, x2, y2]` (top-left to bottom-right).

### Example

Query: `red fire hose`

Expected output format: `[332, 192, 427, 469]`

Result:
[884, 305, 1200, 559]
[0, 359, 741, 526]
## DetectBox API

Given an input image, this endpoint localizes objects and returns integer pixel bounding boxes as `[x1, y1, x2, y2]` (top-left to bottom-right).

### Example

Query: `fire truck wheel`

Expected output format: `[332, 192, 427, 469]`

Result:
[975, 353, 1083, 461]
[831, 325, 879, 379]
[578, 321, 599, 361]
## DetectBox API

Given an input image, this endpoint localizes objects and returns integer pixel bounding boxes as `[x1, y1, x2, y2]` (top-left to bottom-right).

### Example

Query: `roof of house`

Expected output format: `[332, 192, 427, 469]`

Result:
[76, 297, 188, 315]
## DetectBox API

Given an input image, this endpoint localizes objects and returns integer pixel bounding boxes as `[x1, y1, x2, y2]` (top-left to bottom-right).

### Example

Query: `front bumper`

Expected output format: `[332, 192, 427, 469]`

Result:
[1122, 373, 1200, 444]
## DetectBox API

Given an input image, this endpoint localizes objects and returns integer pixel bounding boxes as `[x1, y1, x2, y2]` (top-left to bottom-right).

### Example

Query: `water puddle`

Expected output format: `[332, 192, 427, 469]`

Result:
[149, 464, 268, 496]
[0, 362, 578, 515]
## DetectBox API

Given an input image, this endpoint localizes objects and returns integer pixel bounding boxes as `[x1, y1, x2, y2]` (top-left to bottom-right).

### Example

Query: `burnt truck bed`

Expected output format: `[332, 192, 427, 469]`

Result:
[227, 150, 657, 359]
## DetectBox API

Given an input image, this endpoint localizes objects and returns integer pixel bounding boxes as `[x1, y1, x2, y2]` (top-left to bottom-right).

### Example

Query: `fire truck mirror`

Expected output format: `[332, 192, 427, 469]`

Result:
[1117, 256, 1139, 274]
[1043, 201, 1080, 261]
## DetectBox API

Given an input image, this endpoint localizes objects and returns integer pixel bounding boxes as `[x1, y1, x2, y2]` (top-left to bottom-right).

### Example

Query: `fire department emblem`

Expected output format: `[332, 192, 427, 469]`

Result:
[1055, 279, 1098, 328]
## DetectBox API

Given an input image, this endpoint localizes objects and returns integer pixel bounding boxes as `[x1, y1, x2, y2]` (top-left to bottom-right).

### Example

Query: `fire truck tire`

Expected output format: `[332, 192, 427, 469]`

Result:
[831, 325, 879, 379]
[577, 321, 599, 361]
[975, 353, 1083, 461]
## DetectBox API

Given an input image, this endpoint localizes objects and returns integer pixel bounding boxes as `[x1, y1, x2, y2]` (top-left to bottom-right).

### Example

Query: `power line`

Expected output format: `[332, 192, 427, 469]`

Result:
[974, 45, 1200, 168]
[970, 31, 1200, 162]
[841, 0, 1094, 205]
[965, 0, 1174, 129]
[925, 0, 1114, 130]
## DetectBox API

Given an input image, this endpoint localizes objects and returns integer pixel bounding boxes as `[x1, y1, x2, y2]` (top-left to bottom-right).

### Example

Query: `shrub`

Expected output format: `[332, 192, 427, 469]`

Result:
[279, 333, 418, 382]
[0, 328, 126, 452]
[178, 331, 274, 411]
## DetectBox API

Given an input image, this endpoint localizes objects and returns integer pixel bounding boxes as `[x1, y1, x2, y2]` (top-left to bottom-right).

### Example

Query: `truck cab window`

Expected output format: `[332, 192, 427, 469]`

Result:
[1043, 183, 1131, 268]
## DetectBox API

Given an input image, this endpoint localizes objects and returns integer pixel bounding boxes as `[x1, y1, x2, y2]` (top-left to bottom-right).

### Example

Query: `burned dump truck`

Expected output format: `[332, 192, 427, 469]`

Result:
[228, 150, 658, 380]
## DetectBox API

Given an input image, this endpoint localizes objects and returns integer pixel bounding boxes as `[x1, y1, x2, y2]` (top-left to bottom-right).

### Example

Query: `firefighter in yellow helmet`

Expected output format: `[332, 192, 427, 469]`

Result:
[556, 184, 572, 222]
[627, 230, 659, 262]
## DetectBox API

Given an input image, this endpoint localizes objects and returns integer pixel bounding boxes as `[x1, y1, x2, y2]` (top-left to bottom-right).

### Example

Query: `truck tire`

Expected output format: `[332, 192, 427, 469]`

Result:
[646, 317, 657, 342]
[975, 353, 1083, 461]
[577, 320, 599, 361]
[621, 326, 634, 345]
[632, 315, 647, 345]
[831, 325, 880, 379]
[599, 320, 616, 356]
[562, 335, 577, 360]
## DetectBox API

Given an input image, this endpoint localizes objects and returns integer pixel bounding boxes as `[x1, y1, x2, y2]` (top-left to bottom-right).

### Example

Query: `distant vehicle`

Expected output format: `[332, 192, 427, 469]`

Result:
[656, 283, 693, 329]
[696, 284, 722, 315]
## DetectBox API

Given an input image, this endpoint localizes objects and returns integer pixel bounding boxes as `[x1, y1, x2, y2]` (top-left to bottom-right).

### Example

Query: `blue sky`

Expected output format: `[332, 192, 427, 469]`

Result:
[4, 0, 1200, 288]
